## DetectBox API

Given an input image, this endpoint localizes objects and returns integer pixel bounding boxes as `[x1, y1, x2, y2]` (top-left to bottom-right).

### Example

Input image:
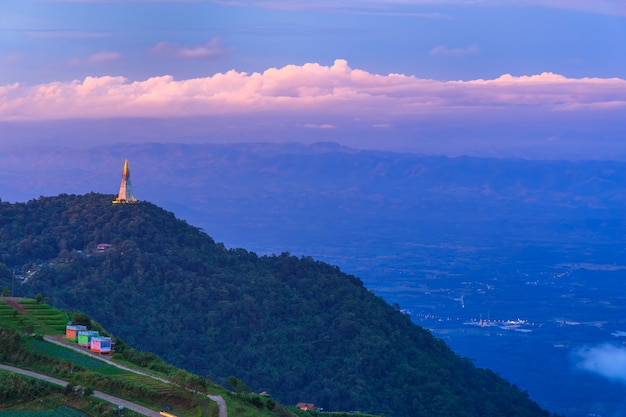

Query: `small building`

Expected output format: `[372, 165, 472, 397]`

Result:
[66, 324, 88, 342]
[97, 243, 112, 252]
[90, 336, 113, 354]
[77, 330, 99, 347]
[296, 403, 316, 411]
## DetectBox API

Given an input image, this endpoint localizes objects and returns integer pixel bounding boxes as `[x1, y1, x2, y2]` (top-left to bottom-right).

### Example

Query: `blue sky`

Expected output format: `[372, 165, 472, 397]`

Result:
[1, 0, 626, 158]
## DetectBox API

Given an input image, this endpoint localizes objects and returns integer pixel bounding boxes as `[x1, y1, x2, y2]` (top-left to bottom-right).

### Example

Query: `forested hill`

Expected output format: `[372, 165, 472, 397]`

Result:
[0, 193, 558, 417]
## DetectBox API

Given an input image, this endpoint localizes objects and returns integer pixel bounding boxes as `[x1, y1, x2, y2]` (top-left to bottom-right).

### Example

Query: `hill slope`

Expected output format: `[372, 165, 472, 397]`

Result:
[0, 193, 558, 417]
[0, 299, 304, 417]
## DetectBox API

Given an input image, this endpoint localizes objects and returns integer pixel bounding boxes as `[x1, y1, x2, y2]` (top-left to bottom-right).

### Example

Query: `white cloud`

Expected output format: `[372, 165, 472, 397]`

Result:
[303, 123, 336, 129]
[573, 344, 626, 383]
[0, 59, 625, 121]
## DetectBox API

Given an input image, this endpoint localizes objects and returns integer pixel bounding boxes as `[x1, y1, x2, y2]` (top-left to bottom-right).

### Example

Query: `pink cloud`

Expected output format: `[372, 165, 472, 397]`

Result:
[1, 59, 625, 121]
[151, 38, 229, 60]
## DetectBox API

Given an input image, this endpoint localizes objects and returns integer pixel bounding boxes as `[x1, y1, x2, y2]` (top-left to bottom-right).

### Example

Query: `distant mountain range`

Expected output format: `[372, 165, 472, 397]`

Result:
[2, 141, 626, 247]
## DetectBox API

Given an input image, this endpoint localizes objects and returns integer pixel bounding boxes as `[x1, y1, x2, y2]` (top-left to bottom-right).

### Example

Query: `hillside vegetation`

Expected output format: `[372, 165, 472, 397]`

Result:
[0, 300, 316, 417]
[0, 193, 559, 417]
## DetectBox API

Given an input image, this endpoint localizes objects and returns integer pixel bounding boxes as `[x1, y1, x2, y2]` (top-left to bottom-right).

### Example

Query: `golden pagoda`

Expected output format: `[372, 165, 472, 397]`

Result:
[112, 159, 138, 204]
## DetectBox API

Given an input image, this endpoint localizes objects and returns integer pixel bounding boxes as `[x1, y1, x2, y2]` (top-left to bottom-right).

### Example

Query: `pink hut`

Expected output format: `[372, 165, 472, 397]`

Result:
[90, 336, 112, 354]
[65, 325, 87, 342]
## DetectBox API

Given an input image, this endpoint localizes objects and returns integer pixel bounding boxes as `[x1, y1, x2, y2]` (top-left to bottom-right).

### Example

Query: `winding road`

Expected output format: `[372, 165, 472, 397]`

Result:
[0, 364, 161, 417]
[1, 337, 228, 417]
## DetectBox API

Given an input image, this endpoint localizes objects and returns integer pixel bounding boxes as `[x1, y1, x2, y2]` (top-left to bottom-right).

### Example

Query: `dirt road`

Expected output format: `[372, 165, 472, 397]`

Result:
[0, 364, 162, 417]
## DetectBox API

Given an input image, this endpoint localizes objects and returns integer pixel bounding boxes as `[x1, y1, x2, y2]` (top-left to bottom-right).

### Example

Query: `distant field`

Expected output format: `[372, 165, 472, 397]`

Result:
[0, 406, 87, 417]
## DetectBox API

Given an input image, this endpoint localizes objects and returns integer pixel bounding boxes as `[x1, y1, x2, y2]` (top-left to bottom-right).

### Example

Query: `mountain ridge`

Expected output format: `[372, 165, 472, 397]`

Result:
[0, 193, 558, 417]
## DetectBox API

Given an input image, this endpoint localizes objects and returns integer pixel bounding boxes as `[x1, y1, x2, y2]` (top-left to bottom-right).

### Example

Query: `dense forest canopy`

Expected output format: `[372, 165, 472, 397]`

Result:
[0, 193, 558, 417]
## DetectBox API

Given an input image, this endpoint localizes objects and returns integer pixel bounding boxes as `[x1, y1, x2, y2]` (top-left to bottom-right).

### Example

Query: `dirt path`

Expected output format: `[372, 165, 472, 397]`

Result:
[43, 335, 228, 417]
[3, 298, 27, 313]
[0, 364, 162, 417]
[207, 395, 228, 417]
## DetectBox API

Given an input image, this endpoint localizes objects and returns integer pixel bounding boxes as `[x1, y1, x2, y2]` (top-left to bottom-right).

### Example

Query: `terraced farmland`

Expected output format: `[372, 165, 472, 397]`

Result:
[117, 373, 175, 394]
[0, 298, 68, 334]
[0, 300, 38, 332]
[18, 300, 68, 334]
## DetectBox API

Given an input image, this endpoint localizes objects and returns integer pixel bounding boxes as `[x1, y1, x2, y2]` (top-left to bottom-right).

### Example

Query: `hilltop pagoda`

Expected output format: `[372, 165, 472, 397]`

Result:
[112, 159, 138, 204]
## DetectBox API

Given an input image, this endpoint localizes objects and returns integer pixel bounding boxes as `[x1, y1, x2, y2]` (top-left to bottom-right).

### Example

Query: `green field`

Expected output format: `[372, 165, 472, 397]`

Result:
[0, 406, 88, 417]
[24, 339, 175, 392]
[25, 339, 125, 375]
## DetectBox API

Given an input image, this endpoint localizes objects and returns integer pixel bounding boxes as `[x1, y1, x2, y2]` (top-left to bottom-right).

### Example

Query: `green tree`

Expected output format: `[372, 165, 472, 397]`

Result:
[71, 311, 92, 328]
[266, 399, 276, 411]
[2, 287, 9, 297]
[0, 264, 11, 280]
[64, 383, 76, 396]
[172, 370, 188, 386]
[185, 373, 205, 392]
[35, 293, 42, 304]
[228, 376, 252, 393]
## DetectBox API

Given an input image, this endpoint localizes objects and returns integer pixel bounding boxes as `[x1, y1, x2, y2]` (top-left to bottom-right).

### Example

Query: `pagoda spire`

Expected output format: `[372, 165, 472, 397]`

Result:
[112, 159, 138, 204]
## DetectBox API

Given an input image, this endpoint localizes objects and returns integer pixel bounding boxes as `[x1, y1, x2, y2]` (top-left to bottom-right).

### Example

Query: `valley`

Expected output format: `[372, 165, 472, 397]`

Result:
[270, 226, 626, 417]
[3, 142, 626, 416]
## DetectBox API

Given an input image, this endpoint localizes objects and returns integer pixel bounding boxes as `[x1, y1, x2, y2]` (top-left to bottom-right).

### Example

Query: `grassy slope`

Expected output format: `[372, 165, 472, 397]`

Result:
[0, 298, 376, 417]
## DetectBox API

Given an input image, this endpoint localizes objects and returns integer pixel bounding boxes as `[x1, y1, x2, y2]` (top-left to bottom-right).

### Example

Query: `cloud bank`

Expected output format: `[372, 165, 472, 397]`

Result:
[573, 344, 626, 383]
[1, 59, 625, 121]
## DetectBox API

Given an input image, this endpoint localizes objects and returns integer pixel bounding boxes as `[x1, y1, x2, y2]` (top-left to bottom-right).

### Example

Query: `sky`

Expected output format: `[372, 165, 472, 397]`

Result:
[1, 0, 626, 158]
